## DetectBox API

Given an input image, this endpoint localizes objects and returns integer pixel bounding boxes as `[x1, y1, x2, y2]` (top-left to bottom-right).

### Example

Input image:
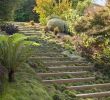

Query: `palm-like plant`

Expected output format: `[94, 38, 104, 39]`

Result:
[0, 33, 39, 82]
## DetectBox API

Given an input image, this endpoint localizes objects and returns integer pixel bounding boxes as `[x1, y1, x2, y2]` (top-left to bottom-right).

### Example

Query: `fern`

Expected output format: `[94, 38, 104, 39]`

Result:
[0, 33, 40, 82]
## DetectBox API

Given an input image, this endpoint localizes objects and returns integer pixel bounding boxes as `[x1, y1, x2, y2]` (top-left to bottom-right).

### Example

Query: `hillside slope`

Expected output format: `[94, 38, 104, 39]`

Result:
[0, 64, 52, 100]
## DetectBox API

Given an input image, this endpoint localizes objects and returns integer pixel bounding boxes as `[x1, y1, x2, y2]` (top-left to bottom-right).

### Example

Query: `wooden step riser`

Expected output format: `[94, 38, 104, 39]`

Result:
[35, 48, 62, 51]
[19, 30, 41, 32]
[67, 83, 110, 90]
[43, 77, 95, 84]
[48, 66, 94, 71]
[18, 28, 41, 30]
[36, 46, 63, 49]
[44, 62, 89, 66]
[19, 28, 36, 29]
[23, 34, 41, 36]
[19, 31, 41, 34]
[36, 50, 63, 52]
[22, 33, 41, 35]
[32, 54, 63, 57]
[76, 91, 110, 98]
[31, 57, 70, 60]
[30, 56, 83, 61]
[37, 71, 89, 77]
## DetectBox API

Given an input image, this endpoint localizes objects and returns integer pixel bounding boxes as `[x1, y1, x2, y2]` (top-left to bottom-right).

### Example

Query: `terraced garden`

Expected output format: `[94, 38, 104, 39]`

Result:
[1, 0, 110, 100]
[13, 22, 110, 100]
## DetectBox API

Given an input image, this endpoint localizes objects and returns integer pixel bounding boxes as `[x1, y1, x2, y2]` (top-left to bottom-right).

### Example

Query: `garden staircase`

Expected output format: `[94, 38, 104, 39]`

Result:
[16, 22, 110, 99]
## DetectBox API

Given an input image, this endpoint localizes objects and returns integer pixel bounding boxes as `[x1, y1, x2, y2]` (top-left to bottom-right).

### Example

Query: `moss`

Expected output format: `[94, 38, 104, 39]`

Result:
[0, 64, 52, 100]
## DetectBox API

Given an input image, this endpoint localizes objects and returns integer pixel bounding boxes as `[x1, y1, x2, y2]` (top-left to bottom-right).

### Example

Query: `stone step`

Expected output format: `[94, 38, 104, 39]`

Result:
[35, 49, 63, 52]
[44, 61, 89, 66]
[23, 33, 41, 36]
[30, 57, 77, 61]
[19, 28, 38, 30]
[43, 77, 95, 84]
[76, 91, 110, 98]
[66, 83, 110, 90]
[34, 53, 63, 57]
[48, 66, 93, 71]
[37, 71, 88, 77]
[19, 31, 42, 33]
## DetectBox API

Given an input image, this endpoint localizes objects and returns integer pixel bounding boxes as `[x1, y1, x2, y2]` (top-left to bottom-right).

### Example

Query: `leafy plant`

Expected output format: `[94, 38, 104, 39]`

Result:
[0, 0, 24, 20]
[35, 0, 72, 25]
[0, 33, 39, 82]
[73, 5, 110, 64]
[0, 23, 19, 35]
[14, 0, 39, 22]
[46, 18, 69, 34]
[0, 24, 6, 31]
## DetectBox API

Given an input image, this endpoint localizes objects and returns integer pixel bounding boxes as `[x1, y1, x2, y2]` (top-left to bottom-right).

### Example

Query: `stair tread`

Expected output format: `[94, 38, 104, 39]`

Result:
[76, 91, 110, 98]
[48, 66, 93, 69]
[37, 71, 89, 76]
[66, 83, 110, 90]
[43, 77, 95, 83]
[31, 57, 69, 59]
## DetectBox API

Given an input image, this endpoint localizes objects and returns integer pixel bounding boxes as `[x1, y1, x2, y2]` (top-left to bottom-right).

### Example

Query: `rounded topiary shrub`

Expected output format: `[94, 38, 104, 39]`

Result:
[46, 18, 69, 34]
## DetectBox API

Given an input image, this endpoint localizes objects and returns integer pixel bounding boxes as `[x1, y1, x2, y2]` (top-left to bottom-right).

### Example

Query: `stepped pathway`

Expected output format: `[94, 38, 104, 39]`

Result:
[15, 22, 110, 99]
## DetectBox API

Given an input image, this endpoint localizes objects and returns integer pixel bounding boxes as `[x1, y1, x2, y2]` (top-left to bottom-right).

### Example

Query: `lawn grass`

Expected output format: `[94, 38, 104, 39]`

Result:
[0, 63, 52, 100]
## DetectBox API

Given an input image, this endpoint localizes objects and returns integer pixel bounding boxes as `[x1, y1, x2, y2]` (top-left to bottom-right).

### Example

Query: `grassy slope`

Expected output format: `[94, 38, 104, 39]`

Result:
[0, 64, 52, 100]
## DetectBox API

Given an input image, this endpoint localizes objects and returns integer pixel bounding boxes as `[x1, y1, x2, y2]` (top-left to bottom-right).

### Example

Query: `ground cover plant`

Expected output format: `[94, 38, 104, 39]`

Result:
[0, 64, 52, 100]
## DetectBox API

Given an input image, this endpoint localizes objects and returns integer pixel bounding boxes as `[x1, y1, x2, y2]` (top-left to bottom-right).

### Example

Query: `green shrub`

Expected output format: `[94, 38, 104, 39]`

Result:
[0, 64, 52, 100]
[46, 18, 69, 34]
[35, 0, 72, 25]
[0, 23, 19, 35]
[14, 0, 39, 22]
[73, 6, 110, 64]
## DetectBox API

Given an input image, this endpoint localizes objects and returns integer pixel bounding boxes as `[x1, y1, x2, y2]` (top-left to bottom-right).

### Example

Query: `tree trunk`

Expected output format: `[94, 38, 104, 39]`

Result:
[8, 69, 15, 82]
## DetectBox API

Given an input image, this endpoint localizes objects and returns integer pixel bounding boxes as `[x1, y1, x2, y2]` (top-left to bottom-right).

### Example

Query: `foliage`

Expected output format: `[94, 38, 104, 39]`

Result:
[0, 0, 23, 20]
[0, 23, 19, 35]
[46, 18, 69, 34]
[73, 6, 110, 64]
[0, 64, 6, 93]
[56, 0, 91, 34]
[14, 0, 39, 22]
[35, 0, 72, 24]
[0, 64, 52, 100]
[61, 9, 80, 34]
[0, 33, 39, 82]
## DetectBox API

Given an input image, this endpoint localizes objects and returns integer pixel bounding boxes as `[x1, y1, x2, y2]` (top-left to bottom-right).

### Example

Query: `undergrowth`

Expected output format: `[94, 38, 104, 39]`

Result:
[0, 63, 52, 100]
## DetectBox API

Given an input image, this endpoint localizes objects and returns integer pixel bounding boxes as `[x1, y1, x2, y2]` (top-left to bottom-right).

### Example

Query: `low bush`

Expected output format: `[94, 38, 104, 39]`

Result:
[14, 0, 39, 22]
[0, 23, 19, 35]
[46, 18, 69, 34]
[35, 0, 72, 25]
[74, 6, 110, 64]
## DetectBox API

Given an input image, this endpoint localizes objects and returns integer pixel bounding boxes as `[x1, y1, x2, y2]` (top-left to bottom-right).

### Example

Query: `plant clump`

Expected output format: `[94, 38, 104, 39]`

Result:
[73, 6, 110, 65]
[0, 33, 39, 82]
[0, 23, 19, 35]
[45, 18, 69, 34]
